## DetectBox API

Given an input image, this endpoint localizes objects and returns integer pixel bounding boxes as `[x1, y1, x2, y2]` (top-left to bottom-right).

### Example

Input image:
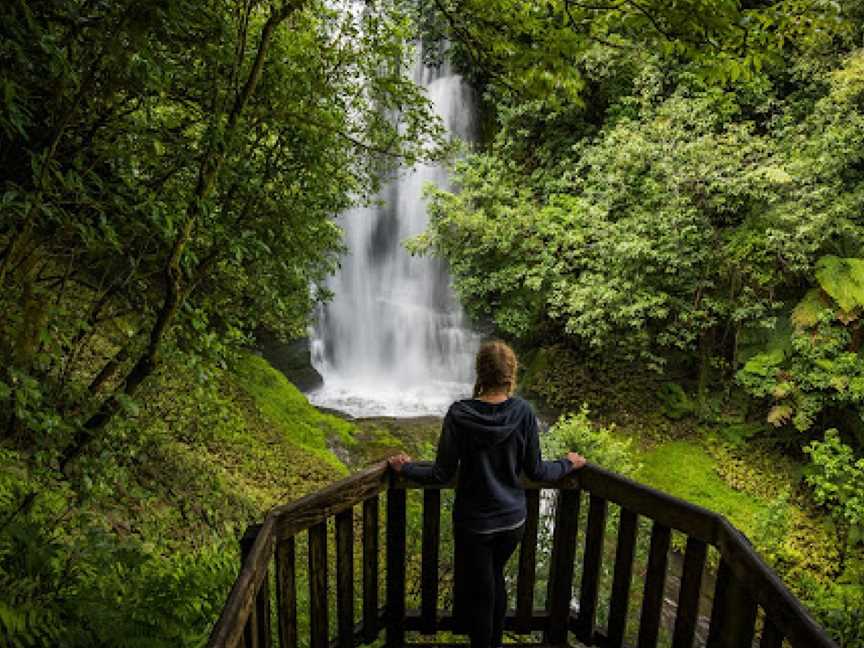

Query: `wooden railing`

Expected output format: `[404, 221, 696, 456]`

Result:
[206, 461, 838, 648]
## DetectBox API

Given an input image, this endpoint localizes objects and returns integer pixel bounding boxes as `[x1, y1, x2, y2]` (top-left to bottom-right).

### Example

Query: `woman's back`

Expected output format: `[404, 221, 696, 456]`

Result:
[403, 396, 571, 532]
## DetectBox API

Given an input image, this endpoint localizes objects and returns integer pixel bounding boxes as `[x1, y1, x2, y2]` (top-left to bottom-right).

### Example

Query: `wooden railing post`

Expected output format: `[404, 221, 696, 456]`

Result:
[362, 496, 380, 644]
[637, 522, 671, 648]
[421, 489, 441, 634]
[308, 521, 329, 648]
[575, 495, 607, 643]
[671, 536, 707, 648]
[275, 537, 297, 648]
[607, 508, 638, 648]
[336, 509, 355, 648]
[241, 524, 272, 648]
[706, 558, 757, 648]
[515, 489, 540, 633]
[545, 489, 580, 645]
[386, 487, 406, 648]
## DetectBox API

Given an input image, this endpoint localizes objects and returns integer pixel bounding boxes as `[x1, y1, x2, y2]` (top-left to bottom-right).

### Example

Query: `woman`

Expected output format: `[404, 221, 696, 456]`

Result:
[388, 340, 585, 648]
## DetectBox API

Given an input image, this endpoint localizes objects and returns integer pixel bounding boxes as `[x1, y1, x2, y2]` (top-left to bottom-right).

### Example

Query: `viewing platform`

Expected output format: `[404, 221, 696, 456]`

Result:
[206, 462, 838, 648]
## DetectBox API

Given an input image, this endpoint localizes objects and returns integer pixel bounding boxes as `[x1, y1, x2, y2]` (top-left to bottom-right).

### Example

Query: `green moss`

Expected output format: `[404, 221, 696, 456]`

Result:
[636, 440, 769, 539]
[233, 353, 353, 474]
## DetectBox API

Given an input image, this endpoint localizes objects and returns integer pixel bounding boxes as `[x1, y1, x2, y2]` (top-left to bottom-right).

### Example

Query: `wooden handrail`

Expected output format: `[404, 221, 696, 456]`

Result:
[207, 460, 838, 648]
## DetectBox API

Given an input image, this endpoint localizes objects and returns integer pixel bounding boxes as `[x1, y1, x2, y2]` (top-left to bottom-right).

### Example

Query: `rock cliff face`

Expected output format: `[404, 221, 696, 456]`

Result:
[254, 327, 323, 392]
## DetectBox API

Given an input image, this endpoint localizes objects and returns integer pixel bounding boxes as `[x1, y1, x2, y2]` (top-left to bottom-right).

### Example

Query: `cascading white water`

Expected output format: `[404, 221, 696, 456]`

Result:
[307, 49, 482, 418]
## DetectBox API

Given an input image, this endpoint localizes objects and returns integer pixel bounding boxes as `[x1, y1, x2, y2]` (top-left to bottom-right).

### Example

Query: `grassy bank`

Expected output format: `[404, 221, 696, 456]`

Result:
[0, 351, 355, 647]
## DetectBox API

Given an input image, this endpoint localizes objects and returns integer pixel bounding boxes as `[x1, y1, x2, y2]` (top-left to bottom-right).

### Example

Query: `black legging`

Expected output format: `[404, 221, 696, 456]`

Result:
[454, 524, 525, 648]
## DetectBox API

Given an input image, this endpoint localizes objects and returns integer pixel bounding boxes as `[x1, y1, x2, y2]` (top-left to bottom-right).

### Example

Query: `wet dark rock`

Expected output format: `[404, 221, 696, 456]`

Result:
[254, 327, 323, 392]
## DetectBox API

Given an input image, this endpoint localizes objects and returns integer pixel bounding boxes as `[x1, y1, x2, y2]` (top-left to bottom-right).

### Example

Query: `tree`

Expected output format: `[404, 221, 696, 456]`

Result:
[0, 0, 443, 467]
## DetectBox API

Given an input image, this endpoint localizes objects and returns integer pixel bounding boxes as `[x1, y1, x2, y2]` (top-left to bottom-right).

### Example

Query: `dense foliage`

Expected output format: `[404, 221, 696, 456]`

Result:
[414, 1, 864, 643]
[0, 0, 442, 470]
[418, 2, 864, 439]
[0, 1, 440, 645]
[3, 0, 864, 645]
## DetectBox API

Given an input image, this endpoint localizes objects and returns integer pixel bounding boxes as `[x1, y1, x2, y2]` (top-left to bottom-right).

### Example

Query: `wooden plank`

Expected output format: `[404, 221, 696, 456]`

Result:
[545, 489, 580, 645]
[421, 489, 440, 634]
[255, 564, 272, 648]
[309, 522, 329, 648]
[516, 489, 540, 633]
[275, 537, 297, 648]
[706, 558, 731, 648]
[273, 462, 389, 539]
[386, 488, 406, 648]
[575, 495, 607, 643]
[607, 507, 638, 648]
[637, 522, 671, 648]
[716, 518, 837, 648]
[241, 528, 261, 648]
[578, 466, 717, 543]
[362, 496, 379, 644]
[671, 536, 707, 648]
[712, 574, 757, 648]
[404, 610, 550, 632]
[336, 509, 354, 648]
[208, 517, 275, 648]
[760, 618, 784, 648]
[396, 463, 717, 541]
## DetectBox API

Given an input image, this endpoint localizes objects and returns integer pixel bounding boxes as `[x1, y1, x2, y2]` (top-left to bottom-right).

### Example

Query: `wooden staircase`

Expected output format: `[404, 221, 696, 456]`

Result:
[206, 461, 838, 648]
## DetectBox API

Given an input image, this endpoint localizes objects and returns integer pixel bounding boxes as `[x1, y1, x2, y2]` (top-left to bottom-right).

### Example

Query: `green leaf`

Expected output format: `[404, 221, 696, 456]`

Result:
[792, 288, 829, 329]
[815, 256, 864, 313]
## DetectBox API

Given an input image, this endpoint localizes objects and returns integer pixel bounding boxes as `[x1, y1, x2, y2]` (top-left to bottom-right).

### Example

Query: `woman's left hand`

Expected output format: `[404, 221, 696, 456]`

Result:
[388, 452, 412, 472]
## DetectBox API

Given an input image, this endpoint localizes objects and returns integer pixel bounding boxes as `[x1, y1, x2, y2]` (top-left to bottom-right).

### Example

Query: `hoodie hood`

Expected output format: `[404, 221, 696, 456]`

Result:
[449, 398, 524, 449]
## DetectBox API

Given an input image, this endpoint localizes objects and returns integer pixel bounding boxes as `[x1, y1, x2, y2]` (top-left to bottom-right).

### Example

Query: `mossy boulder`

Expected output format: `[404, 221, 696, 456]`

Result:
[254, 327, 323, 392]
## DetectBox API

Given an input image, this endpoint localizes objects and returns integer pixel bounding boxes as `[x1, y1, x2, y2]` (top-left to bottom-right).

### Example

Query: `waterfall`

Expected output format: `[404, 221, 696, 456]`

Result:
[307, 49, 482, 418]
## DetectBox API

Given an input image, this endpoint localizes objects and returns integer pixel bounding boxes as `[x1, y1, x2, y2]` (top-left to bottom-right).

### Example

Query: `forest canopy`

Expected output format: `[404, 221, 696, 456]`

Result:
[2, 0, 864, 645]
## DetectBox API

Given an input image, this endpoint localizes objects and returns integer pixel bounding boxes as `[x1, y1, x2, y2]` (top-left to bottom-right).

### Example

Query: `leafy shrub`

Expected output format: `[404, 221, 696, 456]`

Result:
[542, 405, 639, 476]
[805, 429, 864, 545]
[655, 383, 696, 420]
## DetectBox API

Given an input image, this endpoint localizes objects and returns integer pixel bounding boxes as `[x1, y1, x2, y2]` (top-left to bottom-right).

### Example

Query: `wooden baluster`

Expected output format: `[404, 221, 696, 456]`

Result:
[309, 521, 329, 648]
[545, 489, 581, 645]
[707, 566, 758, 648]
[671, 536, 707, 648]
[607, 508, 638, 648]
[240, 529, 258, 648]
[362, 497, 380, 644]
[637, 522, 671, 648]
[386, 488, 406, 648]
[421, 489, 441, 634]
[336, 509, 354, 648]
[452, 520, 466, 635]
[760, 618, 784, 648]
[258, 572, 272, 648]
[576, 495, 607, 643]
[706, 558, 731, 648]
[516, 489, 540, 634]
[275, 537, 297, 648]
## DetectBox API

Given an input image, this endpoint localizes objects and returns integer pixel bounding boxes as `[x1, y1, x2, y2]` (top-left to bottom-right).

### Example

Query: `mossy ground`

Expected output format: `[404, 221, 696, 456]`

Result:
[637, 441, 762, 532]
[0, 350, 360, 646]
[520, 344, 845, 596]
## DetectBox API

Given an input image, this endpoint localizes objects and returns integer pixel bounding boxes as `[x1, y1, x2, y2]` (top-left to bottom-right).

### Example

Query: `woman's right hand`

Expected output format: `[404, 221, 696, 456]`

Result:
[388, 452, 412, 473]
[566, 452, 586, 470]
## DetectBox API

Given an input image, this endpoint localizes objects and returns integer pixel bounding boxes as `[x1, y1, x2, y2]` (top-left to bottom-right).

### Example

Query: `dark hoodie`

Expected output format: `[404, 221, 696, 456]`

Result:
[401, 396, 572, 533]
